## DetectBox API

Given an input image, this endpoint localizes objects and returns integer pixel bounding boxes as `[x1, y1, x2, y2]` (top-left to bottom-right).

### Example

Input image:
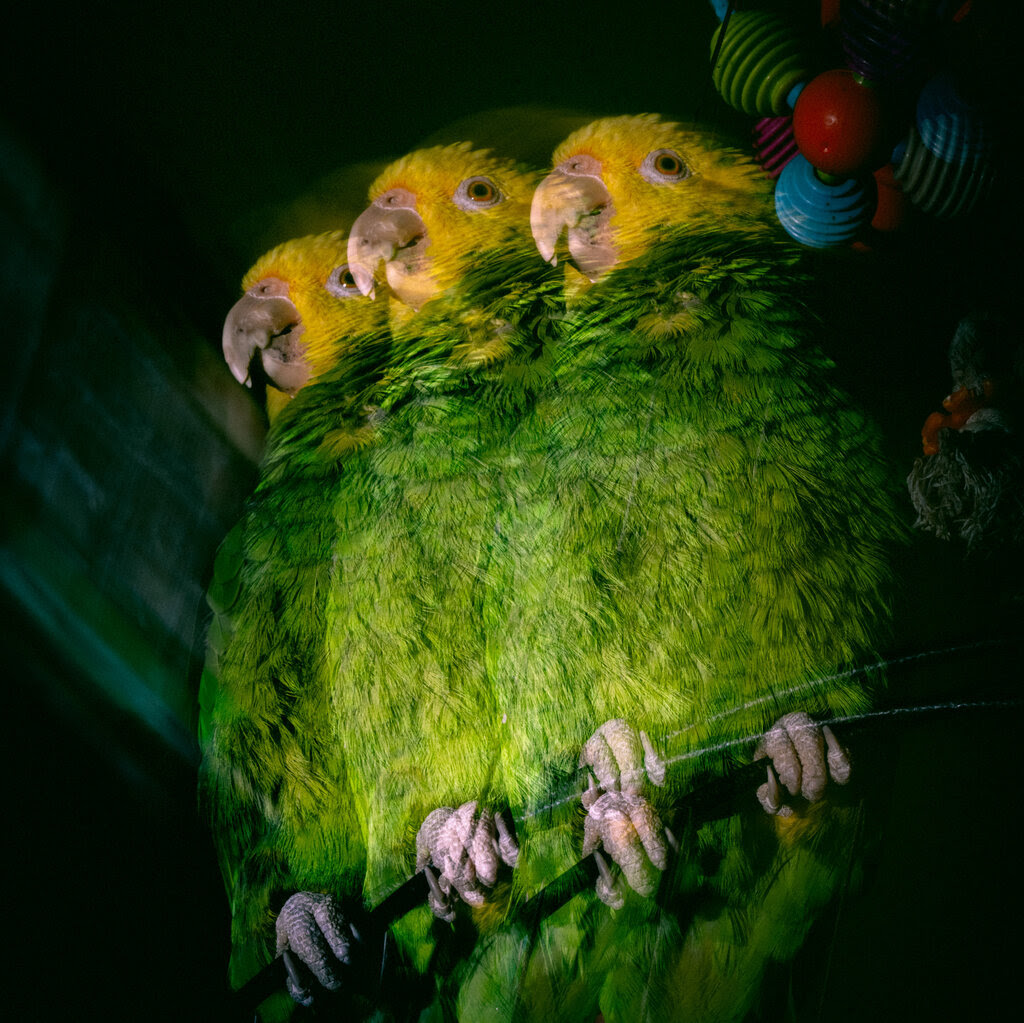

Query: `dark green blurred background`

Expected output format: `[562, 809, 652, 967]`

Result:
[2, 2, 1020, 1019]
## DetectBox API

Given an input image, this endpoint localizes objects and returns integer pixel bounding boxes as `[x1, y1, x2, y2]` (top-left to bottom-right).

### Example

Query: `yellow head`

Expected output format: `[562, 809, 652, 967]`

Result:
[222, 230, 383, 420]
[346, 143, 540, 318]
[531, 114, 773, 284]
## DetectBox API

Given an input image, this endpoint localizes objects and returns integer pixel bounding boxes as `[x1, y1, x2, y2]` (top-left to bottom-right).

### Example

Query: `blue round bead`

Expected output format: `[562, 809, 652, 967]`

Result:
[916, 73, 991, 161]
[774, 154, 875, 247]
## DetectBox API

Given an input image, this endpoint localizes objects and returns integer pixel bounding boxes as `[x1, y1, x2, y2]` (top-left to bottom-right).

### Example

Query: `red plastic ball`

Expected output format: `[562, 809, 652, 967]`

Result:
[792, 69, 884, 176]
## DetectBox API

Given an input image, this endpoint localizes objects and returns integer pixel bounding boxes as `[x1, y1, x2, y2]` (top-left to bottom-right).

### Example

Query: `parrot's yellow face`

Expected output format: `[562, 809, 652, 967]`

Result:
[222, 230, 383, 420]
[531, 114, 772, 283]
[347, 143, 538, 314]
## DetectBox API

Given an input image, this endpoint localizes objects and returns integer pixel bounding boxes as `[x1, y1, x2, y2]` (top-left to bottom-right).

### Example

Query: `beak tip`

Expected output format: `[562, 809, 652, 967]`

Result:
[227, 356, 252, 388]
[532, 237, 556, 266]
[223, 338, 251, 387]
[346, 241, 378, 299]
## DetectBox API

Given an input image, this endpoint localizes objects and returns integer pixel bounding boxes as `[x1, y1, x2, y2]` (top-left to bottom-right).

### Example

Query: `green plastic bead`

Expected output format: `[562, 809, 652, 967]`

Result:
[711, 11, 812, 117]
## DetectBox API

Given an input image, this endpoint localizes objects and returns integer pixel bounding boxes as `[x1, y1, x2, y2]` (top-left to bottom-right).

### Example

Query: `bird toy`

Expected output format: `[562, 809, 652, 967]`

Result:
[709, 0, 998, 247]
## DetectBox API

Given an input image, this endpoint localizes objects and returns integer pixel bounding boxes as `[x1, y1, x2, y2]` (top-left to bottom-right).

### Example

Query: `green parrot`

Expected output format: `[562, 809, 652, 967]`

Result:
[201, 144, 563, 1017]
[350, 114, 898, 1021]
[219, 229, 377, 424]
[443, 113, 900, 1022]
[201, 116, 901, 1023]
[198, 228, 391, 1003]
[521, 115, 897, 798]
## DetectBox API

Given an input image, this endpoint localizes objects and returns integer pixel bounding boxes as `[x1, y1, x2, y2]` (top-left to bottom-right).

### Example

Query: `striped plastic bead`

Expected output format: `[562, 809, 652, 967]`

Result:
[711, 11, 812, 117]
[775, 154, 875, 247]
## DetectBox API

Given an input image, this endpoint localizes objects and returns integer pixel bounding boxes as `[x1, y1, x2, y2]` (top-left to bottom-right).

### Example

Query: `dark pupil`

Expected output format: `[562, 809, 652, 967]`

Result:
[657, 155, 679, 174]
[471, 182, 492, 199]
[341, 270, 355, 287]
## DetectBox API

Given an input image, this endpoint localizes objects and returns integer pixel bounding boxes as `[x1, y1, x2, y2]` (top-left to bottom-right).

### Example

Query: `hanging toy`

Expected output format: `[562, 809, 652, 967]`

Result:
[839, 0, 931, 88]
[774, 152, 875, 247]
[752, 115, 799, 179]
[708, 0, 998, 248]
[907, 312, 1024, 553]
[870, 161, 909, 232]
[709, 9, 813, 117]
[791, 68, 885, 177]
[920, 381, 994, 457]
[895, 72, 997, 218]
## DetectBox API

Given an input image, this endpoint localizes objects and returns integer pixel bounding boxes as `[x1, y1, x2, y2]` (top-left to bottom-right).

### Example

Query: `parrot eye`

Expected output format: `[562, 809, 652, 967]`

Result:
[454, 176, 502, 211]
[325, 264, 362, 298]
[640, 149, 690, 184]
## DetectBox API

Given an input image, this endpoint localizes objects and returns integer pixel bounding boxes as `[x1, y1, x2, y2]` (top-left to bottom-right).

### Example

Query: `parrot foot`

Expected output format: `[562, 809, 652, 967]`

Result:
[755, 712, 852, 816]
[275, 891, 361, 1006]
[582, 789, 668, 905]
[578, 719, 670, 906]
[579, 718, 667, 796]
[415, 801, 518, 920]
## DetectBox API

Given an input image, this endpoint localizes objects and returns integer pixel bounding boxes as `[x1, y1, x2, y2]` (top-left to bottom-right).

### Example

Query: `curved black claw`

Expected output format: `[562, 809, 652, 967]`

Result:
[275, 891, 361, 1006]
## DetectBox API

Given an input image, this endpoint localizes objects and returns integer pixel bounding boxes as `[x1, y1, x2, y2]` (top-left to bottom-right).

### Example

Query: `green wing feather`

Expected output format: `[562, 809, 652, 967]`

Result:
[318, 245, 564, 903]
[445, 226, 902, 1021]
[198, 323, 391, 990]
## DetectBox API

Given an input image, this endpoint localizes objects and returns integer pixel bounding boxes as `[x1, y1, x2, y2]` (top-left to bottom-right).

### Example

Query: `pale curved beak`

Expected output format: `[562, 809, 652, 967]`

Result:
[221, 277, 310, 395]
[530, 163, 617, 281]
[347, 191, 428, 301]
